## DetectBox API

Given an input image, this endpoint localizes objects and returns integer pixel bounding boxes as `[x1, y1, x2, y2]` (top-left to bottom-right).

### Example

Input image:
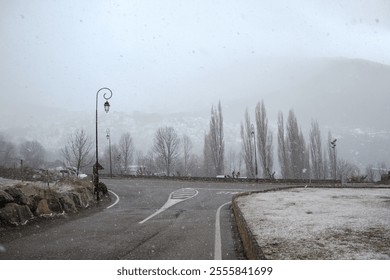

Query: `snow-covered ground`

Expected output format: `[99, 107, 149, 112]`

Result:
[237, 187, 390, 260]
[0, 178, 21, 189]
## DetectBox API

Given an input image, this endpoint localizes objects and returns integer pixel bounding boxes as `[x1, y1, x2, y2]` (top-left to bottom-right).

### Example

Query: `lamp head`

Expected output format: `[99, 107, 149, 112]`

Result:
[104, 101, 110, 113]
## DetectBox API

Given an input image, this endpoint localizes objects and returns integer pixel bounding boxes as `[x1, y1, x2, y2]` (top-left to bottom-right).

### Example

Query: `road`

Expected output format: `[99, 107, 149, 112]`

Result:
[0, 178, 276, 260]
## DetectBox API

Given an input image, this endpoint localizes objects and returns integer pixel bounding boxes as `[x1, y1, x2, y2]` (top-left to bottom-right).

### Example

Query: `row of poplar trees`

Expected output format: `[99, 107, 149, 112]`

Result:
[204, 100, 336, 179]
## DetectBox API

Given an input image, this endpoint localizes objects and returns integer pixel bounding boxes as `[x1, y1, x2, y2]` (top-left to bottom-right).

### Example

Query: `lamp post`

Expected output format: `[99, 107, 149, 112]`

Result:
[251, 124, 258, 179]
[94, 87, 113, 200]
[106, 128, 113, 178]
[330, 138, 337, 181]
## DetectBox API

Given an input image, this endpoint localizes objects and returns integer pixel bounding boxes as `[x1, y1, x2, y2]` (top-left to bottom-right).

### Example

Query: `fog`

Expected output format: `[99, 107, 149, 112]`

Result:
[1, 0, 390, 172]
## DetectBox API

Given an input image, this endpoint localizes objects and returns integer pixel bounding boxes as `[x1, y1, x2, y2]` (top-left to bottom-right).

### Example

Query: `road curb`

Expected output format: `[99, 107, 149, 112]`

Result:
[231, 191, 267, 260]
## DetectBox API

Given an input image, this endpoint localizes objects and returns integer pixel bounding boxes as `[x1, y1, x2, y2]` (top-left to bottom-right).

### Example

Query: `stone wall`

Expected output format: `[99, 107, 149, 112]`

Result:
[0, 178, 97, 228]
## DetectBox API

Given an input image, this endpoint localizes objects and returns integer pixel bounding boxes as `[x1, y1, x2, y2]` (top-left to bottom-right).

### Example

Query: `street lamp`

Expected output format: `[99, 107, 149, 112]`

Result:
[94, 87, 113, 200]
[251, 124, 258, 179]
[331, 138, 337, 181]
[106, 128, 113, 178]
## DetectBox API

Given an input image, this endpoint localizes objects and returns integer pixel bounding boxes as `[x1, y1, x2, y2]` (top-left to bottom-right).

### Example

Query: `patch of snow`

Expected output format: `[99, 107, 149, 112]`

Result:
[0, 177, 22, 189]
[238, 188, 390, 260]
[54, 184, 76, 193]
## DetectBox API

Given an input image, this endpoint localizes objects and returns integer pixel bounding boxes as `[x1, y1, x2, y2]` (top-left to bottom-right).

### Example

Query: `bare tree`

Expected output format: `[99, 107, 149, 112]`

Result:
[337, 158, 360, 182]
[118, 132, 135, 174]
[376, 162, 388, 181]
[181, 134, 194, 176]
[153, 126, 180, 176]
[62, 129, 93, 175]
[135, 150, 156, 176]
[277, 112, 289, 179]
[286, 110, 306, 179]
[203, 132, 214, 177]
[20, 140, 46, 169]
[323, 147, 329, 179]
[328, 131, 337, 180]
[208, 101, 225, 175]
[255, 101, 273, 178]
[365, 164, 376, 182]
[240, 108, 255, 177]
[309, 120, 324, 179]
[103, 143, 122, 175]
[0, 135, 17, 167]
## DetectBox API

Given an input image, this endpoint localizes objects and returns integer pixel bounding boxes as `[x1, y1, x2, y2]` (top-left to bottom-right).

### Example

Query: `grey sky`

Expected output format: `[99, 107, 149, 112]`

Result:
[1, 0, 390, 114]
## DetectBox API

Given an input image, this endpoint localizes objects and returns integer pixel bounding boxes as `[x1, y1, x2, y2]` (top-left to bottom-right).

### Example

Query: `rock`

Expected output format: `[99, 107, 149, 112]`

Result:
[79, 189, 94, 208]
[58, 193, 77, 213]
[0, 190, 14, 207]
[47, 197, 63, 213]
[4, 187, 29, 205]
[28, 195, 43, 213]
[35, 199, 52, 216]
[70, 192, 82, 208]
[0, 203, 34, 226]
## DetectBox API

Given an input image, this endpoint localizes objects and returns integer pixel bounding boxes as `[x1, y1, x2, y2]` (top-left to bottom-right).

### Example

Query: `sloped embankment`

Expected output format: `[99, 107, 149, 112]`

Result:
[0, 179, 98, 227]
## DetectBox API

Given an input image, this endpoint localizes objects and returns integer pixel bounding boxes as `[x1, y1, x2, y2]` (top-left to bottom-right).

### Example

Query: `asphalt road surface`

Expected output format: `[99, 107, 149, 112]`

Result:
[0, 178, 279, 260]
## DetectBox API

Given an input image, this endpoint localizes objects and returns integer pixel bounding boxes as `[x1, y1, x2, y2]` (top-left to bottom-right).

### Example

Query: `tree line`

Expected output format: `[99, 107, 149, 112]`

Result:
[0, 100, 389, 182]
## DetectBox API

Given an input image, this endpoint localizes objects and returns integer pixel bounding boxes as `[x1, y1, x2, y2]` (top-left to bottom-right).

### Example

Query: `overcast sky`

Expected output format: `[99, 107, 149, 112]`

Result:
[1, 0, 390, 115]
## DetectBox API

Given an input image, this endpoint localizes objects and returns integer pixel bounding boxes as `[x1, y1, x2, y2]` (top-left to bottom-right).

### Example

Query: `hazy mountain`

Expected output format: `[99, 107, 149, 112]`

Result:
[1, 57, 389, 170]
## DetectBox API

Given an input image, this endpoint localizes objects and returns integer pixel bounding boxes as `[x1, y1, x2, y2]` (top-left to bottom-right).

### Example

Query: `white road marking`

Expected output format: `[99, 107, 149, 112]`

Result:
[139, 188, 198, 224]
[216, 191, 241, 195]
[106, 190, 120, 209]
[201, 188, 245, 192]
[214, 201, 231, 260]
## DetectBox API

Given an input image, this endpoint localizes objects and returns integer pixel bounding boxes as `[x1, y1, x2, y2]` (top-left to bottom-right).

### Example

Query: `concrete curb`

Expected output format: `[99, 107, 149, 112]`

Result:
[231, 193, 266, 260]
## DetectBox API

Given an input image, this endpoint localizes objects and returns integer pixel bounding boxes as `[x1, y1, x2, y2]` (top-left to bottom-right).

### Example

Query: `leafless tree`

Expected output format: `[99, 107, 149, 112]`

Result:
[255, 101, 273, 178]
[323, 147, 329, 179]
[118, 132, 135, 174]
[337, 158, 360, 182]
[153, 126, 180, 176]
[134, 150, 155, 175]
[181, 134, 194, 176]
[376, 162, 388, 181]
[365, 164, 376, 182]
[227, 148, 241, 177]
[20, 140, 46, 169]
[309, 120, 324, 179]
[62, 129, 93, 175]
[0, 135, 17, 167]
[286, 110, 306, 179]
[208, 101, 225, 175]
[277, 111, 289, 179]
[189, 154, 203, 177]
[328, 131, 337, 180]
[103, 143, 122, 175]
[240, 108, 255, 177]
[203, 132, 214, 177]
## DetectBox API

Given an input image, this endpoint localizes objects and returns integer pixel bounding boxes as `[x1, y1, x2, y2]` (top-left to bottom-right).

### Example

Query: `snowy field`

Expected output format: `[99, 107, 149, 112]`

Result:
[237, 187, 390, 260]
